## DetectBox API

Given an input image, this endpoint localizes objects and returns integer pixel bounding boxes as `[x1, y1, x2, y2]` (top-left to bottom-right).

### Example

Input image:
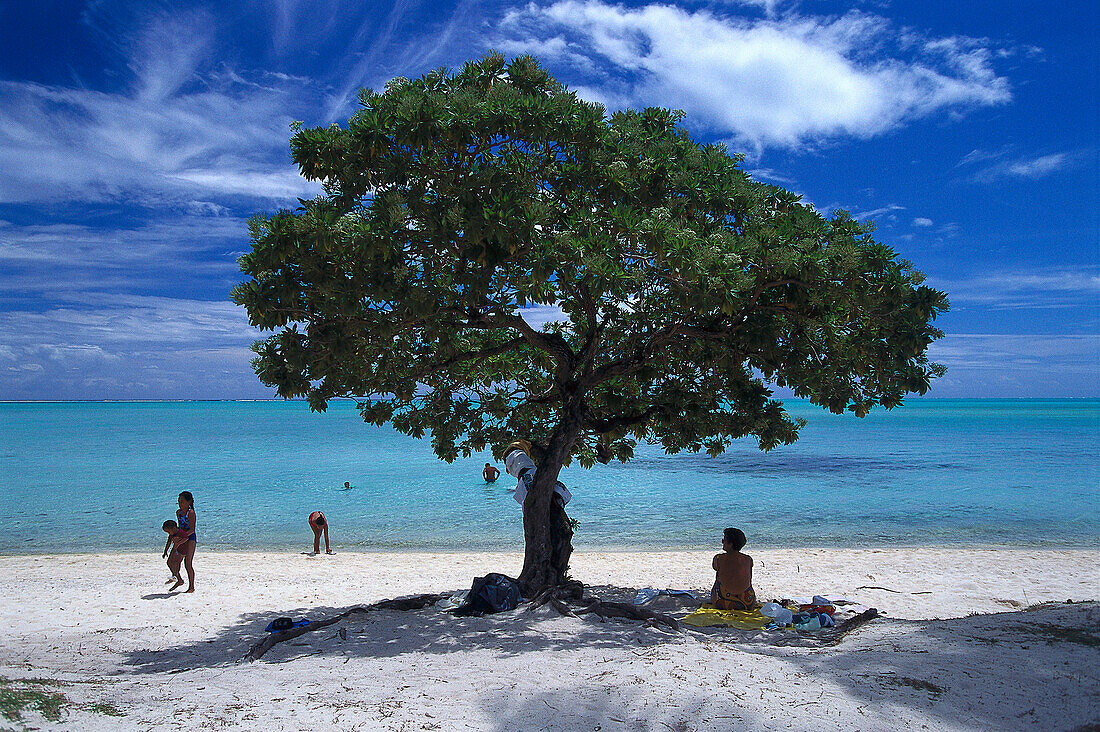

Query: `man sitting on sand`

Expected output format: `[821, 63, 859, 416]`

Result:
[308, 511, 334, 555]
[711, 527, 757, 611]
[483, 463, 500, 482]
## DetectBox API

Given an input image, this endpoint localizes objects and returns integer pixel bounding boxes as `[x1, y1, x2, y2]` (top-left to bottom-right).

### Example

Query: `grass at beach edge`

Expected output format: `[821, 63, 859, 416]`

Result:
[0, 676, 124, 727]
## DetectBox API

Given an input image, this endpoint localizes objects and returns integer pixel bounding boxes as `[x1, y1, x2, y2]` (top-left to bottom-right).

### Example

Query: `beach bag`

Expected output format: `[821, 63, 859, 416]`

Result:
[451, 573, 522, 616]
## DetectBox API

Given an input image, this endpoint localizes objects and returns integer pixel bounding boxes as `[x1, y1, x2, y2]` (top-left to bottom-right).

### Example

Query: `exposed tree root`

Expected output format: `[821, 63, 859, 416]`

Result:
[775, 607, 881, 648]
[246, 593, 444, 662]
[255, 585, 893, 662]
[821, 607, 880, 644]
[574, 599, 680, 631]
[525, 587, 680, 631]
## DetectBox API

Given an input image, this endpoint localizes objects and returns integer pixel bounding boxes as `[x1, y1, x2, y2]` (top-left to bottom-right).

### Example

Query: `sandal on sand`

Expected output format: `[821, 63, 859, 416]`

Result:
[265, 617, 310, 633]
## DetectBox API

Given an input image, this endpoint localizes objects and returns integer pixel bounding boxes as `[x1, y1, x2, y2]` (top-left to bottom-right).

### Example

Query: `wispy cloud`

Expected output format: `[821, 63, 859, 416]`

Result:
[930, 268, 1100, 310]
[495, 1, 1013, 151]
[320, 0, 491, 121]
[958, 147, 1077, 182]
[0, 215, 248, 305]
[830, 203, 905, 224]
[0, 294, 267, 399]
[0, 11, 320, 206]
[927, 333, 1099, 397]
[930, 333, 1099, 364]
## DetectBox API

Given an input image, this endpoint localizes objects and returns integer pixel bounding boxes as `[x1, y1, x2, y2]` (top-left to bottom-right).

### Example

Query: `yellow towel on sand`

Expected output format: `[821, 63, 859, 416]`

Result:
[682, 605, 771, 629]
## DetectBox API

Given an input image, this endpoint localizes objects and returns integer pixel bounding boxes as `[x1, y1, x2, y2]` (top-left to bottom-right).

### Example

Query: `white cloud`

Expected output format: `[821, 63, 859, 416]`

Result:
[167, 169, 319, 201]
[321, 0, 490, 121]
[958, 148, 999, 166]
[725, 0, 784, 18]
[495, 1, 1012, 150]
[744, 166, 798, 186]
[912, 217, 934, 227]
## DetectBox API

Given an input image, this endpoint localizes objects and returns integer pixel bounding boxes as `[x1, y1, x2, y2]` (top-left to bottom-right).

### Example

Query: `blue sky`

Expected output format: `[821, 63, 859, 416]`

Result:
[0, 0, 1096, 400]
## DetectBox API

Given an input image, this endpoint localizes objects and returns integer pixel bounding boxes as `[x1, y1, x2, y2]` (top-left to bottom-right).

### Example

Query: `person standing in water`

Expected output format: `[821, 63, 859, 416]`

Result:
[164, 491, 197, 592]
[308, 511, 334, 555]
[483, 463, 500, 482]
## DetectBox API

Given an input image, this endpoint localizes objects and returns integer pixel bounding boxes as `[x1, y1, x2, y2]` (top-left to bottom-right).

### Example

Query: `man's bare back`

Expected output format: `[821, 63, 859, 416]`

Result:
[712, 551, 752, 597]
[711, 527, 756, 610]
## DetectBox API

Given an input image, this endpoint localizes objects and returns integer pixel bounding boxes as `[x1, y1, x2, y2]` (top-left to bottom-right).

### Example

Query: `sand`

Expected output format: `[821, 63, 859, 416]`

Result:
[0, 548, 1096, 730]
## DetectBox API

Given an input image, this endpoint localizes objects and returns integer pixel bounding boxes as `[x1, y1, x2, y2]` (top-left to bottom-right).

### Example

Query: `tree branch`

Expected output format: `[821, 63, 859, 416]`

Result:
[408, 337, 526, 380]
[577, 279, 602, 371]
[490, 308, 577, 379]
[584, 405, 661, 435]
[578, 277, 808, 389]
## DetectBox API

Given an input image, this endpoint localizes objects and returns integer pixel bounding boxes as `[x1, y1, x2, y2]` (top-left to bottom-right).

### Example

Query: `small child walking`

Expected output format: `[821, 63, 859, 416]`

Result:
[161, 520, 189, 590]
[711, 527, 757, 611]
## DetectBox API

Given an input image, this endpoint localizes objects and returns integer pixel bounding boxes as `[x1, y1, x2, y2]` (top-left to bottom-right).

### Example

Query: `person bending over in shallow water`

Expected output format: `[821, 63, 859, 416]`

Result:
[483, 463, 500, 482]
[711, 527, 756, 611]
[308, 511, 334, 555]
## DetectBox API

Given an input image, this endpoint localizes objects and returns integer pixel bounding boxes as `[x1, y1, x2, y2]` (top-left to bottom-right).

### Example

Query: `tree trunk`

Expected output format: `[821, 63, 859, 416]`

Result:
[517, 407, 582, 595]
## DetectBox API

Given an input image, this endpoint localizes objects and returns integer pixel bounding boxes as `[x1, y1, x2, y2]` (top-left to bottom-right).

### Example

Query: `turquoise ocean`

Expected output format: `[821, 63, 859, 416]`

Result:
[0, 400, 1097, 554]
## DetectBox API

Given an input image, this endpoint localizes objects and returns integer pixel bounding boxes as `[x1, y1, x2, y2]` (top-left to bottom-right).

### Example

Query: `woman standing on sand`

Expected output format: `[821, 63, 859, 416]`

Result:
[166, 491, 197, 592]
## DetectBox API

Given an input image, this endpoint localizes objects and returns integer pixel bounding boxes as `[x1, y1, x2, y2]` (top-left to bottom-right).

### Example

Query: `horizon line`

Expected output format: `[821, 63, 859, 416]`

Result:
[2, 397, 1098, 404]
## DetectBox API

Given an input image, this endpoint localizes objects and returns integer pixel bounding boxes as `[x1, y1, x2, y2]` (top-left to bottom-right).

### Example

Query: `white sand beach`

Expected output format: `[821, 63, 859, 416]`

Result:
[0, 548, 1096, 731]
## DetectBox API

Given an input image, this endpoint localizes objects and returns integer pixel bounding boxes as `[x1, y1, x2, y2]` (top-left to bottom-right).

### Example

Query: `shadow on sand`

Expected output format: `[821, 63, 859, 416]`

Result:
[119, 589, 1099, 731]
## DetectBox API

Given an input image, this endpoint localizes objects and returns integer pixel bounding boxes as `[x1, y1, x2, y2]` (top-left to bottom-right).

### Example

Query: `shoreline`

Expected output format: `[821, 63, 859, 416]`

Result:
[4, 541, 1099, 557]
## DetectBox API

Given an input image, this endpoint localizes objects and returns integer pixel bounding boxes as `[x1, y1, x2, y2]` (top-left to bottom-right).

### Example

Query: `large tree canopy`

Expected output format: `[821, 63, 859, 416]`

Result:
[233, 53, 948, 591]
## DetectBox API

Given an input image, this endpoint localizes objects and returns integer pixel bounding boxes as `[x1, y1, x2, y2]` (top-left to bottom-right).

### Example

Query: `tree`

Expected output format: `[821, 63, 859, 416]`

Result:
[233, 53, 948, 593]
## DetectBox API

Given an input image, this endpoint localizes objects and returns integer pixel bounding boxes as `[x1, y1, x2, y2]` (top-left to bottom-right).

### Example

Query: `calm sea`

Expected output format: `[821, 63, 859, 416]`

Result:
[0, 400, 1097, 554]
